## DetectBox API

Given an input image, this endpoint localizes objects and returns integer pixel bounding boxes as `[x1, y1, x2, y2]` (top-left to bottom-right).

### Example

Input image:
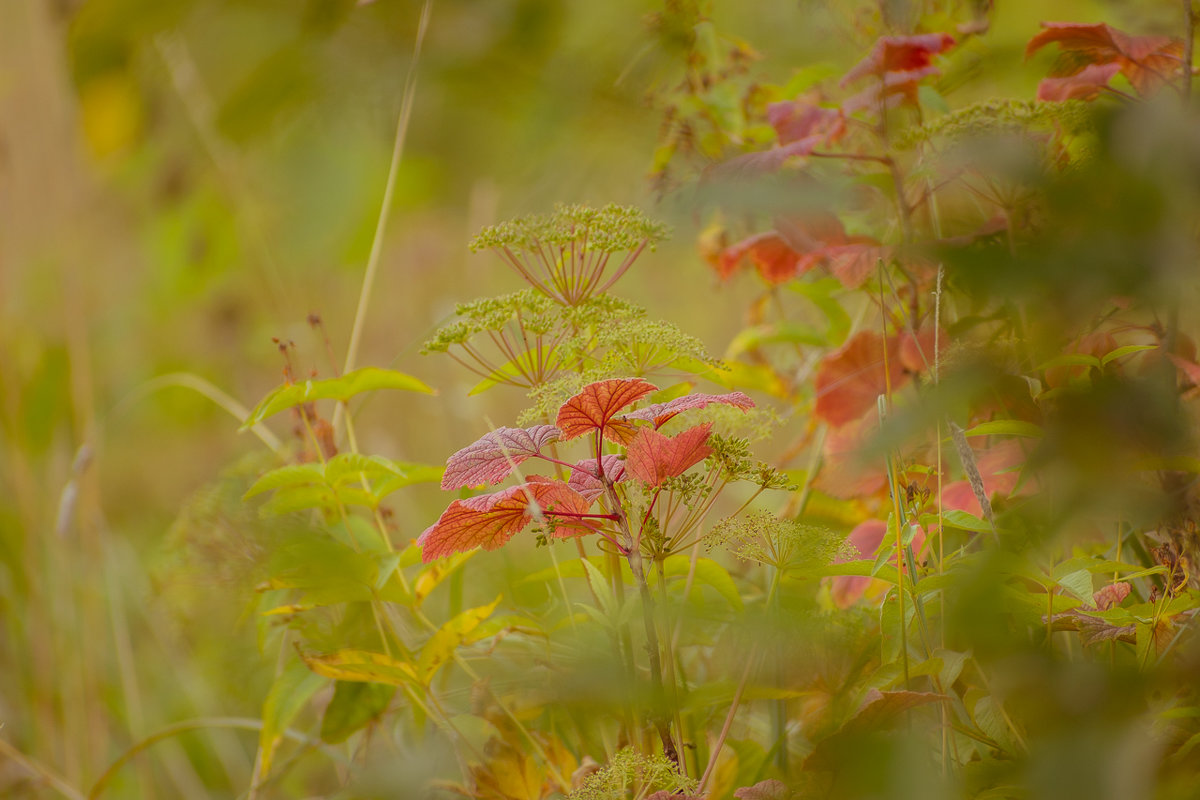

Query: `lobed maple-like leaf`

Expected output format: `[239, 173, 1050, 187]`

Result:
[566, 455, 627, 501]
[440, 425, 561, 490]
[556, 378, 658, 443]
[1026, 22, 1183, 97]
[841, 33, 956, 87]
[813, 331, 907, 428]
[626, 423, 714, 487]
[419, 480, 596, 561]
[823, 239, 889, 289]
[1036, 61, 1122, 101]
[622, 391, 754, 428]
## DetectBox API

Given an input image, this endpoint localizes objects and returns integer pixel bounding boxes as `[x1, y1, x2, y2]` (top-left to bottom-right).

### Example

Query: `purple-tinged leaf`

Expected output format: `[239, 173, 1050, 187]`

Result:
[567, 455, 627, 501]
[441, 425, 561, 490]
[622, 391, 755, 429]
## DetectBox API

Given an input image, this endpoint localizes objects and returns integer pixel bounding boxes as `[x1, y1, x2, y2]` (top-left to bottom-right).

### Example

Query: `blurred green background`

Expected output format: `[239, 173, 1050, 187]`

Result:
[0, 0, 1187, 797]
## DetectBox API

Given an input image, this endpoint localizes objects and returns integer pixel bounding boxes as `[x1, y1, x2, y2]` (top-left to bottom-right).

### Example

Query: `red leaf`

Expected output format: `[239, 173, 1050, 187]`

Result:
[1092, 581, 1131, 611]
[897, 325, 947, 374]
[622, 391, 754, 428]
[556, 378, 658, 443]
[1036, 62, 1121, 101]
[815, 414, 890, 499]
[419, 481, 595, 561]
[841, 33, 956, 87]
[719, 232, 812, 285]
[626, 423, 714, 487]
[766, 96, 845, 148]
[822, 239, 889, 288]
[440, 425, 561, 490]
[1026, 22, 1183, 97]
[814, 331, 907, 428]
[566, 455, 627, 501]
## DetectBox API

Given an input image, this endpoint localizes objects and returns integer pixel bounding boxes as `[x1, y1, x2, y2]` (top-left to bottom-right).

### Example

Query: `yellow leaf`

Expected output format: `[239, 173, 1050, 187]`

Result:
[301, 649, 418, 687]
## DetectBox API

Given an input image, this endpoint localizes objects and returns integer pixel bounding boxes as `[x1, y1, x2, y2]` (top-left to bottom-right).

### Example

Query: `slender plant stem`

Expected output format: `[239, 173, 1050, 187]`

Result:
[0, 738, 87, 800]
[335, 0, 432, 439]
[1185, 0, 1195, 101]
[698, 645, 760, 794]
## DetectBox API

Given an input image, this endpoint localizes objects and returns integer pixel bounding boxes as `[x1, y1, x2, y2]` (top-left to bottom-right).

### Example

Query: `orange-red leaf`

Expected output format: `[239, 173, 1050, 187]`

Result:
[718, 232, 813, 285]
[418, 481, 595, 561]
[1026, 21, 1183, 97]
[441, 425, 561, 490]
[556, 378, 658, 442]
[841, 33, 956, 87]
[813, 331, 907, 428]
[626, 423, 714, 487]
[622, 391, 754, 428]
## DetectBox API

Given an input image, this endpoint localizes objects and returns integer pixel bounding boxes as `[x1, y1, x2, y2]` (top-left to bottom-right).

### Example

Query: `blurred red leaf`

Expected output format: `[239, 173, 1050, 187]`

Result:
[718, 232, 815, 284]
[1036, 62, 1122, 101]
[814, 331, 907, 428]
[897, 325, 947, 374]
[440, 425, 561, 490]
[1026, 22, 1184, 97]
[626, 423, 714, 487]
[566, 455, 627, 501]
[815, 414, 890, 500]
[556, 378, 658, 443]
[622, 391, 754, 428]
[766, 96, 845, 149]
[734, 780, 791, 800]
[419, 481, 596, 561]
[823, 239, 889, 288]
[841, 33, 957, 86]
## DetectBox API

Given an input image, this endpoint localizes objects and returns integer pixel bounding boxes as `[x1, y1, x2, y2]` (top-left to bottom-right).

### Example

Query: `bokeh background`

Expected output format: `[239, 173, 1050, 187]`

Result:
[0, 0, 1186, 797]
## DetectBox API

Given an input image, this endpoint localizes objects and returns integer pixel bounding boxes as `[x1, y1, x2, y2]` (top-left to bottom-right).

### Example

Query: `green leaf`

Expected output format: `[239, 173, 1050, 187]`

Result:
[960, 420, 1044, 439]
[242, 367, 435, 428]
[373, 463, 446, 498]
[1100, 344, 1157, 367]
[1056, 568, 1094, 602]
[939, 509, 994, 533]
[662, 555, 744, 612]
[260, 485, 337, 515]
[1036, 353, 1100, 372]
[416, 597, 501, 683]
[320, 681, 395, 744]
[258, 659, 327, 779]
[324, 453, 401, 484]
[244, 463, 326, 499]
